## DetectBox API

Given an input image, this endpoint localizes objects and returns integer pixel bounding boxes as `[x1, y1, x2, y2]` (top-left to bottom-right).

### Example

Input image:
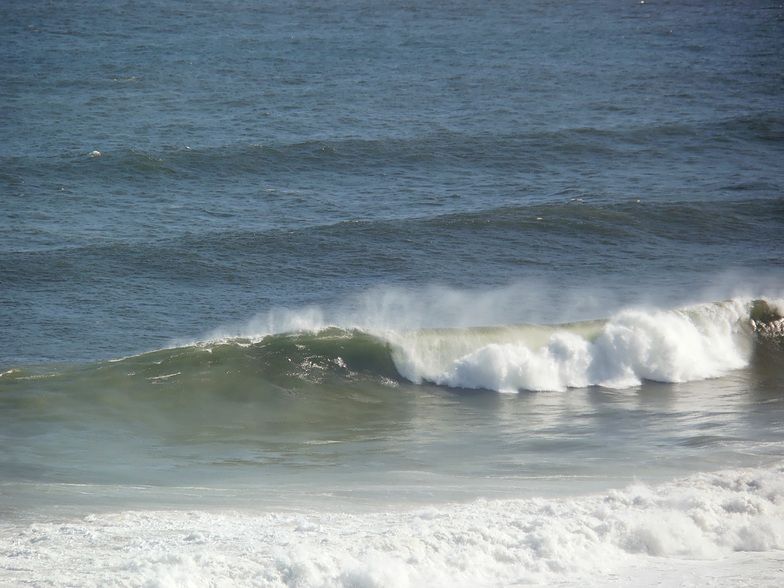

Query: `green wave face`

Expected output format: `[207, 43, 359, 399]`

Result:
[1, 298, 782, 490]
[2, 298, 781, 430]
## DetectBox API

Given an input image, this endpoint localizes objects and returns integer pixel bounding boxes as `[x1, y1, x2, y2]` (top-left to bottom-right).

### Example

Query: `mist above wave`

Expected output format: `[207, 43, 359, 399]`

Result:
[198, 293, 783, 394]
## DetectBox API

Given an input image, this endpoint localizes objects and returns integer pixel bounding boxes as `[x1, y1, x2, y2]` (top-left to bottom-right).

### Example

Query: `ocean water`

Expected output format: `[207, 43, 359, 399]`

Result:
[2, 0, 784, 586]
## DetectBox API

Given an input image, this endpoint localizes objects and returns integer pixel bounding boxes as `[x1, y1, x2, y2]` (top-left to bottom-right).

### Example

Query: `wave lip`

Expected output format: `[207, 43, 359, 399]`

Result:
[386, 299, 780, 393]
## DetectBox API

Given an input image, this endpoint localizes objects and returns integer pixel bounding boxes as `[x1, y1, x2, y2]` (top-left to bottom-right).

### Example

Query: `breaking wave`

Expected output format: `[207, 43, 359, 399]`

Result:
[389, 298, 783, 392]
[3, 298, 782, 397]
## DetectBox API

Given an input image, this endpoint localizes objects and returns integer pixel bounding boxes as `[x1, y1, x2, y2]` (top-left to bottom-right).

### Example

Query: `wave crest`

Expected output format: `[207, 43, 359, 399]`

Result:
[388, 299, 778, 392]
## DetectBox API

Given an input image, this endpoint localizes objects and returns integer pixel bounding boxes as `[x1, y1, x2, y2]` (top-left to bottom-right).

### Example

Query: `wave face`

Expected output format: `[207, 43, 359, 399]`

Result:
[3, 298, 780, 400]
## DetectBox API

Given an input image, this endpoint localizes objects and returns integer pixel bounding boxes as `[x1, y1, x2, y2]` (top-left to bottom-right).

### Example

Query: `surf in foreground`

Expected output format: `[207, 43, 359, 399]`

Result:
[1, 464, 783, 587]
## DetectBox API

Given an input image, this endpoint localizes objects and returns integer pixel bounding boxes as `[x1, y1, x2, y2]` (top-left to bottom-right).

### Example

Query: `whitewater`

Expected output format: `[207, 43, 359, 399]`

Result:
[3, 466, 784, 587]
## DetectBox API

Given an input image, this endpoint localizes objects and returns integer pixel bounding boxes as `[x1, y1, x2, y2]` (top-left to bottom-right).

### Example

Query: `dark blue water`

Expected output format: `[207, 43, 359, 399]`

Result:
[3, 0, 783, 364]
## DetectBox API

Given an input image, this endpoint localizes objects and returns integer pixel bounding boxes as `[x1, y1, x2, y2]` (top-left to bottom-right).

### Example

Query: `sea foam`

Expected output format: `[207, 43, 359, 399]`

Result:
[2, 464, 782, 587]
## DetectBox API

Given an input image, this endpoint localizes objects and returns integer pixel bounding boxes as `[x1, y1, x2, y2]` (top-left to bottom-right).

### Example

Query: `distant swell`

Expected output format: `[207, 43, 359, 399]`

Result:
[10, 111, 782, 183]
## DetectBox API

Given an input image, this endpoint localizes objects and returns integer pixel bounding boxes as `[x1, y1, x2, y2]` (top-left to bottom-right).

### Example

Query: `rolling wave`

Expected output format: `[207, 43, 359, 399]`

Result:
[3, 299, 782, 398]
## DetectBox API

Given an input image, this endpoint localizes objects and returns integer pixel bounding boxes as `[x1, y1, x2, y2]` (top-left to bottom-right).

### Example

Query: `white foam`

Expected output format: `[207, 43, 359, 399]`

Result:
[2, 464, 783, 587]
[389, 300, 751, 392]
